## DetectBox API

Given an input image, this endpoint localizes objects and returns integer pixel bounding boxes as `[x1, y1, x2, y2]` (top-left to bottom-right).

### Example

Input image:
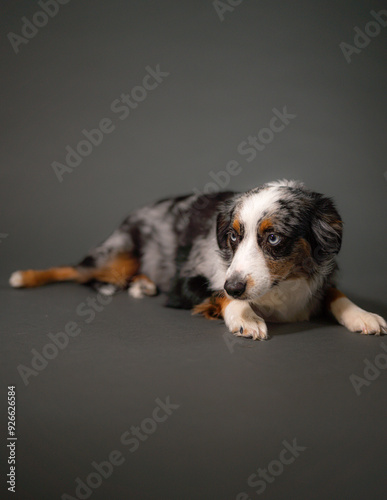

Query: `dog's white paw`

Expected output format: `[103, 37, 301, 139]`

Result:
[128, 277, 157, 299]
[98, 284, 117, 296]
[341, 307, 387, 335]
[224, 300, 268, 340]
[234, 317, 268, 340]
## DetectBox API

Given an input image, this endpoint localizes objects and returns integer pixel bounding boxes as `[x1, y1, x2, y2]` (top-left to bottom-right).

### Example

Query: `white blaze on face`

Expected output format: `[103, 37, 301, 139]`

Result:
[226, 188, 282, 297]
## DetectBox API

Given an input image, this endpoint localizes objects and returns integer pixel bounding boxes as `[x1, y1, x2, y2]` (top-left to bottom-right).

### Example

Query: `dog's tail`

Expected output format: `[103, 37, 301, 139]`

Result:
[9, 266, 85, 288]
[9, 252, 140, 289]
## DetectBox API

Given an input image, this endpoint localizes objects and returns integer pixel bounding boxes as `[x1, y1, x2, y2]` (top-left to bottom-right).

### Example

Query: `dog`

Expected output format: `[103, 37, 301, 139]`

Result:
[9, 179, 386, 339]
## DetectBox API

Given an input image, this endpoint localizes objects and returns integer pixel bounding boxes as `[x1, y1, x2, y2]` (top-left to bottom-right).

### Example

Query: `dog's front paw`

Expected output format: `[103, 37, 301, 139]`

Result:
[342, 307, 387, 335]
[224, 301, 268, 340]
[234, 316, 268, 340]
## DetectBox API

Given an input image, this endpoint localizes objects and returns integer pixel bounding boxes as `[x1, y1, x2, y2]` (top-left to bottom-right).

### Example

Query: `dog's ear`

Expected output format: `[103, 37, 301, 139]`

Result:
[216, 203, 233, 250]
[309, 193, 343, 263]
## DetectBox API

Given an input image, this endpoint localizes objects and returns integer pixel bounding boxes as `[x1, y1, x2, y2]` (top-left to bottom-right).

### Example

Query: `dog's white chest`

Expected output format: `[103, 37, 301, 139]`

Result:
[252, 278, 313, 322]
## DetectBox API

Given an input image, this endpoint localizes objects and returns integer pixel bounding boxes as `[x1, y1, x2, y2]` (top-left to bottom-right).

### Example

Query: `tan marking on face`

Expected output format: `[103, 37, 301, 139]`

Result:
[232, 219, 241, 233]
[266, 258, 294, 282]
[192, 295, 231, 320]
[259, 219, 272, 233]
[246, 275, 255, 291]
[266, 238, 313, 282]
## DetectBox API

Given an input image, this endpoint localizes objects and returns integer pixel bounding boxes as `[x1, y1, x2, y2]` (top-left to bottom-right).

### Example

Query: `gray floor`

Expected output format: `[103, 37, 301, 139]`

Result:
[2, 279, 387, 499]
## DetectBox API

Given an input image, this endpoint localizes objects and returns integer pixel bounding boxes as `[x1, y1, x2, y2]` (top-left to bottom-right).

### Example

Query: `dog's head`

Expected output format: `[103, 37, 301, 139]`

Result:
[216, 180, 343, 300]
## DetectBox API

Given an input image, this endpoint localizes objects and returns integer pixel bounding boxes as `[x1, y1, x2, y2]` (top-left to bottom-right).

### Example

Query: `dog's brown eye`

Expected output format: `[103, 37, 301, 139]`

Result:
[268, 234, 281, 246]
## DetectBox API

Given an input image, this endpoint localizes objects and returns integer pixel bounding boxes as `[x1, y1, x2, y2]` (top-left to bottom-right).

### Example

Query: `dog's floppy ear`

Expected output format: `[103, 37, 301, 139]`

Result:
[309, 193, 343, 262]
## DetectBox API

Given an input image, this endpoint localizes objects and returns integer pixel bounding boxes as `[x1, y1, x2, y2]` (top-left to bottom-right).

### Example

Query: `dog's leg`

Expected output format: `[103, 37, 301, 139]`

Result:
[326, 288, 387, 335]
[192, 295, 230, 320]
[9, 224, 141, 291]
[193, 296, 268, 340]
[224, 300, 268, 340]
[128, 274, 158, 299]
[92, 283, 122, 296]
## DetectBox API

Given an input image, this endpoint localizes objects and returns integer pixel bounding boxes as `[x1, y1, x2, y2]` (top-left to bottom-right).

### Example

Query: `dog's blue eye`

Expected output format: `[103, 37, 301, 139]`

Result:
[230, 231, 238, 242]
[268, 234, 281, 246]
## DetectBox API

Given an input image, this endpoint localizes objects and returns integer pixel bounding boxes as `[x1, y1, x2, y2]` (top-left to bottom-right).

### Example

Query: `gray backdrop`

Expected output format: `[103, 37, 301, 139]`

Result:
[1, 1, 386, 499]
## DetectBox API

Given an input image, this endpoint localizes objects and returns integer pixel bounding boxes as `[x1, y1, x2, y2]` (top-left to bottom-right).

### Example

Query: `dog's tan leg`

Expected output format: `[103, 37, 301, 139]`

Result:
[192, 295, 231, 320]
[91, 253, 139, 286]
[326, 287, 387, 335]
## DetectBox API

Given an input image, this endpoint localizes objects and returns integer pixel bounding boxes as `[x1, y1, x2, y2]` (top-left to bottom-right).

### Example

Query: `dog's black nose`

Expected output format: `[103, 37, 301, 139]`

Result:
[224, 278, 246, 298]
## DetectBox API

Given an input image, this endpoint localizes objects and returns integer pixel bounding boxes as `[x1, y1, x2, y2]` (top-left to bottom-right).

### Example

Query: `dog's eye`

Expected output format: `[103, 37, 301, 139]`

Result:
[268, 234, 281, 246]
[230, 230, 238, 243]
